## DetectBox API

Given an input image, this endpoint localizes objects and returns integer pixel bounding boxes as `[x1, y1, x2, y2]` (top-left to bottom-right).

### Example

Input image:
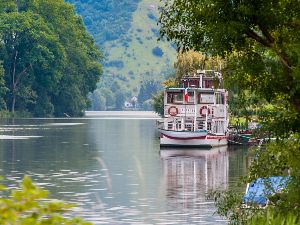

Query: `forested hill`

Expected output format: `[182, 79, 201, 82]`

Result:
[68, 0, 140, 44]
[67, 0, 176, 110]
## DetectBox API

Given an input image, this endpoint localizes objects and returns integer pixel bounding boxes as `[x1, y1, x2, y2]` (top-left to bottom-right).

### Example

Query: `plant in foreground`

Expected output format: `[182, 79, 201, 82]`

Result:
[0, 176, 92, 225]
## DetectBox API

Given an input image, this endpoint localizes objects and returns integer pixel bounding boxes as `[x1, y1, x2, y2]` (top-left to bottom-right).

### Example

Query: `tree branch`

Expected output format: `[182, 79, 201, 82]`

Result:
[15, 63, 32, 86]
[245, 28, 272, 48]
[246, 28, 292, 70]
[12, 50, 18, 90]
[257, 22, 275, 44]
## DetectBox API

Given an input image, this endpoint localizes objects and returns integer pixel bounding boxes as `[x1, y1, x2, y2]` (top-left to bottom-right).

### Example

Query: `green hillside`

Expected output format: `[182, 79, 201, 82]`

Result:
[68, 0, 176, 110]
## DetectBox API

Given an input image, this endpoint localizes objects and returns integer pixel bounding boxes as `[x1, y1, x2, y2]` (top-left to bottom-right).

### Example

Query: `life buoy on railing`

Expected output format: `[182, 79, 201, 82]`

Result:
[199, 106, 211, 117]
[168, 106, 178, 116]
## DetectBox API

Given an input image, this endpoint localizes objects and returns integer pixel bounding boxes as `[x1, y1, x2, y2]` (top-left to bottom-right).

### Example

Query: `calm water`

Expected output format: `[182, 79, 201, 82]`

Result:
[0, 113, 249, 224]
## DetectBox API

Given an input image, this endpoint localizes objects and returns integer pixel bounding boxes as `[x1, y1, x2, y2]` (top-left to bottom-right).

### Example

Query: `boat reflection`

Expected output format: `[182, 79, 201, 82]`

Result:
[160, 146, 229, 210]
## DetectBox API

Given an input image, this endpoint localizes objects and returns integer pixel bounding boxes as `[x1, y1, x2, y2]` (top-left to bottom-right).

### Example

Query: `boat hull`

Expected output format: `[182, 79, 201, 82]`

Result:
[158, 128, 208, 139]
[159, 130, 228, 147]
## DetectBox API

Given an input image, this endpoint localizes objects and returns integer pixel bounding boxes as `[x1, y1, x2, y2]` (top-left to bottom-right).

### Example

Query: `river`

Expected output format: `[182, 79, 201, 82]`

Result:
[0, 112, 249, 224]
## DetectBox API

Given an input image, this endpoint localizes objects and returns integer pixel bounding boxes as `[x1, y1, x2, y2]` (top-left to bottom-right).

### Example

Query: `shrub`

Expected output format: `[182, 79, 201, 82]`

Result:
[152, 47, 164, 57]
[107, 60, 124, 69]
[147, 13, 156, 21]
[0, 176, 91, 225]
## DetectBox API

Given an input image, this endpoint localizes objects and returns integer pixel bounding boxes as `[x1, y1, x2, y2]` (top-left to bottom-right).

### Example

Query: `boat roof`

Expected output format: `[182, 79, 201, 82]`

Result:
[181, 70, 222, 79]
[166, 87, 226, 92]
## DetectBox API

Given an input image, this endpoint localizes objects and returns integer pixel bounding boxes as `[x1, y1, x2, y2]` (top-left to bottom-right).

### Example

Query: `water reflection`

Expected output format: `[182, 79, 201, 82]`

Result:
[160, 147, 228, 213]
[0, 118, 237, 224]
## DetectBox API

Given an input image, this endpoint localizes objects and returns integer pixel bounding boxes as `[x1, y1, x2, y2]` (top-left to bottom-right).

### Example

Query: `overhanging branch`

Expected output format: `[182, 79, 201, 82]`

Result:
[245, 28, 272, 48]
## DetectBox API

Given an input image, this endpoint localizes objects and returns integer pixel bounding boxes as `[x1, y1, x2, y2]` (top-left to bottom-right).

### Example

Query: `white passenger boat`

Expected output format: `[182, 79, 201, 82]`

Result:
[157, 70, 229, 147]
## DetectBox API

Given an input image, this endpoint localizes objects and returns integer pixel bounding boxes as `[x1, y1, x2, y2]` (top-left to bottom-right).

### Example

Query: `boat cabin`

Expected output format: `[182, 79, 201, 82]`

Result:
[181, 70, 223, 89]
[162, 70, 228, 135]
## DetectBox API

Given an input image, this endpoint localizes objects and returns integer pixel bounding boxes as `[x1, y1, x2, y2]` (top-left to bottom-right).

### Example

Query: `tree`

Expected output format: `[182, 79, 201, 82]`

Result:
[0, 63, 7, 110]
[152, 91, 164, 116]
[159, 0, 300, 120]
[115, 91, 125, 110]
[0, 0, 102, 117]
[138, 79, 161, 107]
[159, 1, 300, 223]
[174, 50, 225, 81]
[0, 10, 64, 114]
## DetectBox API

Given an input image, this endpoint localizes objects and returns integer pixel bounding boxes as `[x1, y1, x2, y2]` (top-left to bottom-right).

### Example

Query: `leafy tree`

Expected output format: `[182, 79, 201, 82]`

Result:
[115, 90, 125, 110]
[211, 135, 300, 225]
[0, 63, 7, 110]
[0, 0, 102, 117]
[159, 1, 300, 223]
[174, 50, 225, 81]
[152, 91, 164, 116]
[159, 0, 300, 123]
[31, 0, 102, 117]
[0, 176, 91, 225]
[152, 46, 164, 57]
[0, 9, 64, 114]
[138, 79, 161, 109]
[228, 90, 261, 128]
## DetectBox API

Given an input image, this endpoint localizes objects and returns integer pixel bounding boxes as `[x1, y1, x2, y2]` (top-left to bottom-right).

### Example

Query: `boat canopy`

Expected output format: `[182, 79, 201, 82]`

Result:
[243, 176, 289, 207]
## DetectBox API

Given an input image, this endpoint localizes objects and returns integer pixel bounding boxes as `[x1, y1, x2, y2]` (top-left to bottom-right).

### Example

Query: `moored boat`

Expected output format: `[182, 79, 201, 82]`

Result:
[157, 70, 229, 147]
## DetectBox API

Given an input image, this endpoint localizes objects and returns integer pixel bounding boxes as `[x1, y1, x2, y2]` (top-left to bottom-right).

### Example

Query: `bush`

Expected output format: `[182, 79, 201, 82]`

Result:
[147, 13, 156, 21]
[0, 176, 91, 225]
[107, 60, 124, 69]
[152, 47, 164, 57]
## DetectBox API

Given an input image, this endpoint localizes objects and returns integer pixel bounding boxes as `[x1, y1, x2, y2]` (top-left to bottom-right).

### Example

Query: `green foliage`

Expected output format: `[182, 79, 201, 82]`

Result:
[115, 91, 125, 110]
[0, 63, 7, 110]
[174, 50, 225, 80]
[68, 0, 176, 110]
[138, 79, 161, 108]
[0, 176, 92, 225]
[151, 91, 164, 116]
[255, 99, 299, 138]
[210, 190, 250, 224]
[66, 0, 141, 44]
[248, 209, 299, 225]
[152, 46, 164, 57]
[159, 0, 300, 125]
[0, 0, 102, 117]
[158, 1, 300, 223]
[212, 135, 300, 224]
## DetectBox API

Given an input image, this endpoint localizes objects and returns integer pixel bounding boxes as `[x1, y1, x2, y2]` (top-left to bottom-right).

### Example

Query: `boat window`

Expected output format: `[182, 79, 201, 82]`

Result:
[189, 80, 199, 87]
[176, 121, 182, 130]
[187, 92, 194, 103]
[215, 121, 225, 133]
[197, 93, 214, 104]
[203, 79, 213, 88]
[167, 92, 183, 104]
[215, 93, 225, 104]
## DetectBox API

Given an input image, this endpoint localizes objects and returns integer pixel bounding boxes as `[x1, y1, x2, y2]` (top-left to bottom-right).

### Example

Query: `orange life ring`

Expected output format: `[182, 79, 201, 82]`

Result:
[168, 106, 178, 116]
[200, 106, 210, 117]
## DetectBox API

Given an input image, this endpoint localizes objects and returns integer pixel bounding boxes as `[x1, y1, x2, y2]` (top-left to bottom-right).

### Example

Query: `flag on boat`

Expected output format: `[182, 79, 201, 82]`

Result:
[184, 88, 188, 103]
